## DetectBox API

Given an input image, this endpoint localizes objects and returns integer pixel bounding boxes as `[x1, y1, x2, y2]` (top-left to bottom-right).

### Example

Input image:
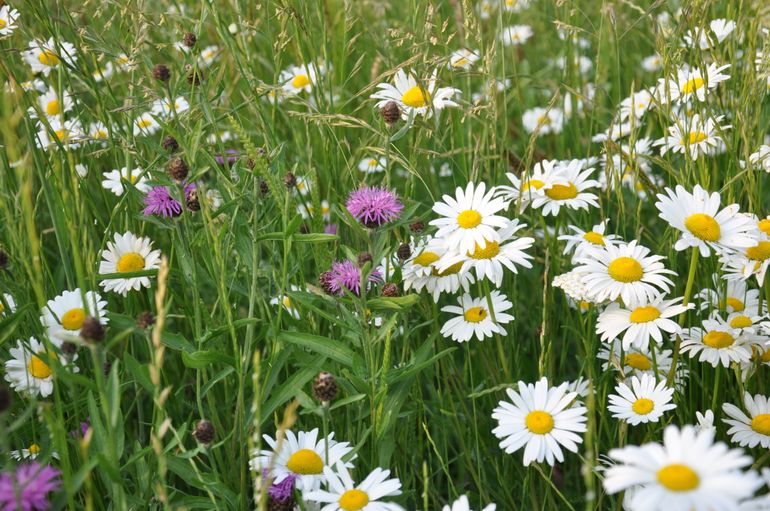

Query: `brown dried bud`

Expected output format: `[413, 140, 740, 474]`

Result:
[259, 180, 269, 196]
[162, 135, 179, 152]
[60, 342, 77, 356]
[152, 64, 171, 82]
[380, 101, 401, 124]
[409, 221, 424, 232]
[167, 157, 189, 181]
[283, 172, 296, 189]
[396, 243, 411, 261]
[312, 371, 339, 403]
[0, 384, 11, 413]
[182, 32, 197, 48]
[319, 271, 335, 295]
[136, 311, 155, 329]
[0, 249, 8, 269]
[357, 252, 373, 267]
[80, 316, 106, 343]
[381, 283, 399, 297]
[193, 419, 215, 444]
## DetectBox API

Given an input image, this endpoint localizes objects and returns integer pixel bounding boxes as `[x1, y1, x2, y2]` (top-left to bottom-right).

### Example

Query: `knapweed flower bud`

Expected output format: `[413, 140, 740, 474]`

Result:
[259, 180, 269, 196]
[357, 252, 373, 267]
[186, 187, 200, 211]
[182, 32, 197, 48]
[319, 271, 335, 295]
[186, 66, 203, 85]
[80, 316, 106, 343]
[193, 419, 215, 444]
[283, 172, 296, 189]
[397, 243, 411, 261]
[162, 135, 179, 152]
[167, 157, 189, 181]
[312, 371, 339, 403]
[381, 283, 399, 297]
[136, 311, 155, 329]
[152, 64, 171, 82]
[380, 100, 401, 124]
[409, 220, 424, 232]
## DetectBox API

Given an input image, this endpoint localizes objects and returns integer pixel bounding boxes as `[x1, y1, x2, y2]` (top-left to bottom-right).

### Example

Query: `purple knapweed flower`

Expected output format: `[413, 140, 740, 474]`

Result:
[324, 224, 338, 235]
[0, 463, 61, 511]
[346, 186, 403, 228]
[325, 260, 382, 296]
[143, 183, 196, 218]
[268, 473, 296, 502]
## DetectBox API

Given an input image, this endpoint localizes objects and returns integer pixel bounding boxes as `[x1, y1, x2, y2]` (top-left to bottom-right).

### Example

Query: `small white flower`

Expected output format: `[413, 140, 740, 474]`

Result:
[440, 291, 514, 343]
[98, 232, 162, 296]
[607, 374, 676, 425]
[101, 168, 150, 196]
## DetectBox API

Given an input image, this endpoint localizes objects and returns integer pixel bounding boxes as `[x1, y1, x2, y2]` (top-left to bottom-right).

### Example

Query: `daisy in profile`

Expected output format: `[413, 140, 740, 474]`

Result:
[279, 63, 321, 95]
[251, 430, 355, 496]
[0, 5, 20, 36]
[618, 89, 655, 121]
[440, 291, 514, 343]
[522, 107, 564, 136]
[680, 317, 753, 367]
[430, 182, 509, 256]
[721, 234, 770, 284]
[87, 122, 110, 142]
[746, 145, 770, 173]
[722, 393, 770, 448]
[22, 38, 77, 76]
[500, 25, 533, 46]
[1, 293, 16, 316]
[304, 462, 403, 511]
[656, 185, 758, 257]
[435, 219, 534, 286]
[603, 425, 761, 511]
[40, 289, 108, 345]
[607, 374, 676, 426]
[442, 495, 495, 511]
[448, 48, 480, 70]
[558, 221, 621, 261]
[492, 378, 587, 466]
[655, 114, 730, 160]
[529, 159, 600, 216]
[4, 337, 78, 398]
[91, 60, 115, 83]
[371, 68, 460, 119]
[133, 112, 161, 136]
[400, 238, 475, 302]
[28, 88, 73, 120]
[496, 159, 567, 211]
[695, 410, 716, 433]
[698, 274, 761, 315]
[575, 241, 675, 307]
[591, 121, 632, 143]
[357, 157, 386, 174]
[598, 342, 684, 385]
[151, 97, 190, 118]
[504, 0, 530, 11]
[683, 19, 736, 50]
[101, 167, 150, 196]
[660, 63, 731, 103]
[10, 443, 59, 461]
[596, 295, 691, 351]
[98, 232, 162, 296]
[270, 285, 301, 319]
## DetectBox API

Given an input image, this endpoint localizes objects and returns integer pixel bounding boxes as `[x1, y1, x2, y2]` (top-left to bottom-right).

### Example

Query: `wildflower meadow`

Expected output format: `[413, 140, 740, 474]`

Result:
[3, 0, 770, 509]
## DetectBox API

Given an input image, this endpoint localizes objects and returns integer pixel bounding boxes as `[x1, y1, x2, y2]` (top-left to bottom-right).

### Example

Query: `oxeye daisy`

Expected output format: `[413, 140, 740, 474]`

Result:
[98, 232, 162, 296]
[680, 317, 753, 368]
[0, 6, 20, 36]
[357, 156, 386, 174]
[591, 121, 633, 143]
[430, 182, 509, 256]
[661, 63, 731, 103]
[442, 495, 496, 511]
[198, 45, 220, 67]
[40, 289, 109, 345]
[500, 25, 533, 46]
[491, 378, 587, 466]
[0, 463, 62, 511]
[575, 241, 676, 307]
[722, 393, 770, 449]
[496, 159, 568, 212]
[596, 295, 691, 351]
[151, 96, 190, 118]
[35, 118, 83, 150]
[370, 68, 460, 119]
[304, 462, 404, 511]
[598, 342, 685, 386]
[746, 145, 770, 173]
[655, 185, 758, 257]
[346, 187, 403, 228]
[4, 337, 78, 398]
[10, 443, 59, 461]
[22, 38, 77, 76]
[618, 88, 655, 121]
[522, 107, 564, 136]
[607, 374, 676, 426]
[695, 410, 716, 433]
[91, 60, 114, 82]
[603, 425, 762, 511]
[250, 429, 355, 495]
[400, 237, 475, 302]
[101, 167, 150, 196]
[133, 112, 161, 136]
[683, 19, 736, 50]
[448, 48, 480, 70]
[698, 275, 762, 315]
[558, 221, 621, 261]
[279, 63, 320, 95]
[529, 159, 600, 216]
[28, 88, 73, 120]
[654, 114, 730, 160]
[642, 54, 662, 73]
[270, 284, 301, 320]
[440, 291, 514, 343]
[87, 121, 110, 143]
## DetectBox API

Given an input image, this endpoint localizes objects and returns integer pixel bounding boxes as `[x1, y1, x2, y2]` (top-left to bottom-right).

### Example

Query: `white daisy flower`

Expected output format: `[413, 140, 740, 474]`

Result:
[448, 48, 480, 70]
[529, 159, 600, 216]
[558, 221, 621, 261]
[1, 293, 16, 316]
[279, 63, 321, 95]
[151, 97, 190, 118]
[495, 159, 569, 212]
[9, 443, 59, 461]
[4, 337, 78, 398]
[698, 275, 761, 315]
[607, 374, 676, 426]
[596, 295, 691, 351]
[40, 289, 109, 345]
[295, 176, 311, 197]
[115, 53, 135, 72]
[603, 425, 762, 511]
[35, 118, 83, 150]
[618, 88, 655, 121]
[251, 429, 355, 496]
[723, 393, 770, 449]
[20, 78, 47, 93]
[695, 410, 716, 433]
[500, 25, 533, 46]
[91, 61, 115, 82]
[270, 285, 301, 320]
[370, 68, 460, 119]
[442, 495, 495, 511]
[575, 241, 676, 307]
[101, 167, 150, 196]
[22, 38, 77, 76]
[591, 121, 633, 143]
[0, 6, 19, 36]
[683, 19, 736, 50]
[477, 0, 494, 19]
[598, 342, 685, 385]
[655, 185, 758, 257]
[28, 87, 74, 120]
[746, 145, 770, 173]
[133, 112, 161, 136]
[401, 237, 475, 302]
[655, 114, 730, 160]
[198, 45, 220, 67]
[680, 317, 754, 368]
[659, 63, 730, 104]
[492, 377, 587, 466]
[358, 157, 386, 174]
[304, 462, 404, 511]
[98, 232, 162, 296]
[504, 0, 530, 12]
[430, 182, 509, 256]
[522, 107, 564, 136]
[641, 54, 662, 73]
[440, 291, 514, 343]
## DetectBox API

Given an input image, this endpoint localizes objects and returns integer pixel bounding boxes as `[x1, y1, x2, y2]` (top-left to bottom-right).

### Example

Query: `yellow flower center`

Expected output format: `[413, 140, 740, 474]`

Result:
[607, 257, 643, 283]
[38, 50, 61, 67]
[54, 129, 68, 141]
[401, 86, 430, 108]
[285, 449, 323, 475]
[751, 414, 770, 436]
[545, 182, 578, 200]
[0, 303, 4, 314]
[452, 57, 470, 68]
[45, 99, 61, 116]
[137, 118, 154, 129]
[624, 353, 652, 370]
[629, 306, 661, 324]
[61, 307, 86, 330]
[433, 261, 464, 276]
[413, 251, 440, 267]
[758, 219, 770, 236]
[94, 130, 108, 139]
[682, 77, 705, 94]
[469, 240, 500, 259]
[682, 132, 707, 145]
[536, 115, 550, 125]
[525, 410, 554, 434]
[0, 19, 6, 29]
[28, 443, 41, 455]
[583, 232, 605, 246]
[521, 179, 544, 192]
[116, 252, 145, 273]
[703, 330, 734, 349]
[631, 398, 654, 415]
[457, 209, 482, 229]
[338, 489, 369, 511]
[720, 297, 745, 312]
[292, 74, 310, 89]
[747, 241, 770, 262]
[28, 352, 54, 379]
[657, 464, 700, 491]
[684, 213, 721, 242]
[729, 315, 753, 329]
[463, 306, 488, 323]
[368, 159, 378, 167]
[761, 349, 770, 363]
[282, 296, 292, 308]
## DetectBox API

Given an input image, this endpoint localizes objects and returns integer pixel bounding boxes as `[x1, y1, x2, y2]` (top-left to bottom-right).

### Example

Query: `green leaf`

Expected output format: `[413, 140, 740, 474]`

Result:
[366, 294, 421, 311]
[278, 331, 355, 366]
[181, 350, 236, 369]
[260, 359, 325, 423]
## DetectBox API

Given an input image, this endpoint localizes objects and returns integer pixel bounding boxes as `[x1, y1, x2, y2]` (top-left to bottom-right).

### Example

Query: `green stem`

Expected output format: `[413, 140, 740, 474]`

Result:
[667, 249, 699, 385]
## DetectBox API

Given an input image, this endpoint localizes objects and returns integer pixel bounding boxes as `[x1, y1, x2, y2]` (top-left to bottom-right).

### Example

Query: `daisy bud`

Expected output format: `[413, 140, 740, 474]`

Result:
[0, 384, 12, 413]
[283, 172, 296, 189]
[193, 419, 215, 444]
[409, 220, 424, 232]
[380, 100, 401, 124]
[381, 283, 399, 297]
[152, 64, 171, 82]
[182, 32, 197, 48]
[136, 311, 155, 329]
[0, 248, 8, 269]
[357, 252, 373, 267]
[162, 135, 179, 152]
[312, 371, 339, 404]
[397, 243, 411, 261]
[167, 157, 189, 181]
[80, 316, 106, 343]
